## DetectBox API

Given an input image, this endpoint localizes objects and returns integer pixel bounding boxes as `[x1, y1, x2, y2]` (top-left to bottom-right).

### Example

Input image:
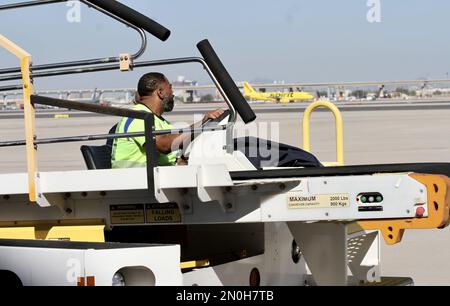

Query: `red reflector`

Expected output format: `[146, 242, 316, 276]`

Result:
[86, 276, 96, 287]
[77, 277, 85, 287]
[416, 207, 426, 217]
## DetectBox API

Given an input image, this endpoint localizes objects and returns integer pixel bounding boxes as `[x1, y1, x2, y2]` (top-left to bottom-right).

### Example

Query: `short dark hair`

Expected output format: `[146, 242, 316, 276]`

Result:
[137, 72, 167, 97]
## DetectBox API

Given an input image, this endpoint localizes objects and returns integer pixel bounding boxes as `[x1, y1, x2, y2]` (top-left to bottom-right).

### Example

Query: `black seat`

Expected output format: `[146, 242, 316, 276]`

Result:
[80, 124, 116, 170]
[80, 145, 112, 170]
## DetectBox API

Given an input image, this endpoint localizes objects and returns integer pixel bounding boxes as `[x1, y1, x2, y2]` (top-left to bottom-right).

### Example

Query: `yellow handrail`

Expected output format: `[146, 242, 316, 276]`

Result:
[302, 100, 344, 166]
[0, 35, 37, 202]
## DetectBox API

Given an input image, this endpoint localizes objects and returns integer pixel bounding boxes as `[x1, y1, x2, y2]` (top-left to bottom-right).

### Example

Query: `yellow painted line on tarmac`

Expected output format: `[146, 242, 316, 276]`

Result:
[54, 114, 70, 119]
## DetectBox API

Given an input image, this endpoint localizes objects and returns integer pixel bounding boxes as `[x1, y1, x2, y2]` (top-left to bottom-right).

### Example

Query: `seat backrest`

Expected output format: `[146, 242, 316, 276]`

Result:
[106, 123, 117, 148]
[80, 124, 117, 170]
[80, 145, 112, 170]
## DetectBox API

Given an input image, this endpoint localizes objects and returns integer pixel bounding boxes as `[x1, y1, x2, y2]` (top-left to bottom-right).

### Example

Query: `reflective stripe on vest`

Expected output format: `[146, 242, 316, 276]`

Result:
[124, 117, 134, 134]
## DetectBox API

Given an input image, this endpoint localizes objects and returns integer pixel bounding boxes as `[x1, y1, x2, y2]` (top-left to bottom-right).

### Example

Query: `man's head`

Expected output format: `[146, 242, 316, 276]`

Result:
[137, 72, 174, 112]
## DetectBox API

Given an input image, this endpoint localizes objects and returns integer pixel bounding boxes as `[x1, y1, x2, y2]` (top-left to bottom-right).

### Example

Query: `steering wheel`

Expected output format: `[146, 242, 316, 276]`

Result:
[179, 109, 231, 160]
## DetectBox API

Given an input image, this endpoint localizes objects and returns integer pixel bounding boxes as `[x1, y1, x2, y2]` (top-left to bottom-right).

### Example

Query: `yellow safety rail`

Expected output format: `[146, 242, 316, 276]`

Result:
[302, 100, 344, 166]
[0, 35, 37, 202]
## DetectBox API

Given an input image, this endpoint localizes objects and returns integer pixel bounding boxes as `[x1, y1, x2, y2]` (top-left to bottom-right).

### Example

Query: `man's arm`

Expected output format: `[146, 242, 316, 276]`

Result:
[155, 109, 224, 154]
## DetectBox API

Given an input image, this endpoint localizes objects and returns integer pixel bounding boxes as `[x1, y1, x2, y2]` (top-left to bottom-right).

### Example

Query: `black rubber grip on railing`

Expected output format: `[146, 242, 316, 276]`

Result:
[86, 0, 171, 41]
[197, 39, 256, 124]
[31, 95, 149, 119]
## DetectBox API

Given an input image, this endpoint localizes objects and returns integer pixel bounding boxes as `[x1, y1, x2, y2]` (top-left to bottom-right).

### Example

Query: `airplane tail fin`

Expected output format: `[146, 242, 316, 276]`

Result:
[243, 82, 256, 95]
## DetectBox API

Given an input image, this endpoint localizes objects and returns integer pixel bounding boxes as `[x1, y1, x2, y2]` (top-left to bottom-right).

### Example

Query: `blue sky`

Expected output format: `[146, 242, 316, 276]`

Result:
[1, 0, 450, 90]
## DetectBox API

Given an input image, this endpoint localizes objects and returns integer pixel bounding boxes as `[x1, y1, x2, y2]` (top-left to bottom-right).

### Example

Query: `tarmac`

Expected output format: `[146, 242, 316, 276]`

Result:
[1, 106, 450, 285]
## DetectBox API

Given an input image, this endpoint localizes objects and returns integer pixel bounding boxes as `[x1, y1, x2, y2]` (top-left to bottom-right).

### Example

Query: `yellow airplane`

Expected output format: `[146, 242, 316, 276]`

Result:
[242, 82, 314, 103]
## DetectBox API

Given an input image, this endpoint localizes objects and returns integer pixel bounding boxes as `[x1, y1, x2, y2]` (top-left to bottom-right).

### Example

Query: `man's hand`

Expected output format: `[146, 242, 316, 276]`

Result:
[202, 109, 225, 124]
[176, 156, 188, 166]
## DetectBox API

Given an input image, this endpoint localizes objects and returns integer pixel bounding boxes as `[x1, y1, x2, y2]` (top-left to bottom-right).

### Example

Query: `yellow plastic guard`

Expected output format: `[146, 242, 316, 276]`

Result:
[45, 225, 105, 242]
[359, 173, 450, 245]
[0, 227, 36, 240]
[180, 259, 210, 270]
[0, 220, 105, 242]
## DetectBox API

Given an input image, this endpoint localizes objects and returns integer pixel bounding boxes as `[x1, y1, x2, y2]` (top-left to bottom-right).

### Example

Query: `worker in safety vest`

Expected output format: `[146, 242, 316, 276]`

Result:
[111, 72, 224, 168]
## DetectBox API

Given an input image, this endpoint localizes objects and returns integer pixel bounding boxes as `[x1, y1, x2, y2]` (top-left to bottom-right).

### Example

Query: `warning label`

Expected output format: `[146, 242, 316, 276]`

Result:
[146, 203, 181, 223]
[288, 193, 350, 209]
[110, 204, 145, 224]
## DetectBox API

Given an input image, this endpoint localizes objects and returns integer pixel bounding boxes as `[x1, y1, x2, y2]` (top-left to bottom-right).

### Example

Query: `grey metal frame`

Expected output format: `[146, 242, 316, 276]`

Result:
[0, 0, 243, 197]
[0, 0, 147, 75]
[0, 125, 228, 148]
[0, 0, 64, 10]
[0, 57, 239, 130]
[0, 1, 238, 142]
[0, 84, 22, 92]
[29, 94, 158, 201]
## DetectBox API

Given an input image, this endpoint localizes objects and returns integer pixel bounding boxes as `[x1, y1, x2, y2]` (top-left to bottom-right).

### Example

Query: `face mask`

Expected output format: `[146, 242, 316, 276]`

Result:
[163, 94, 175, 112]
